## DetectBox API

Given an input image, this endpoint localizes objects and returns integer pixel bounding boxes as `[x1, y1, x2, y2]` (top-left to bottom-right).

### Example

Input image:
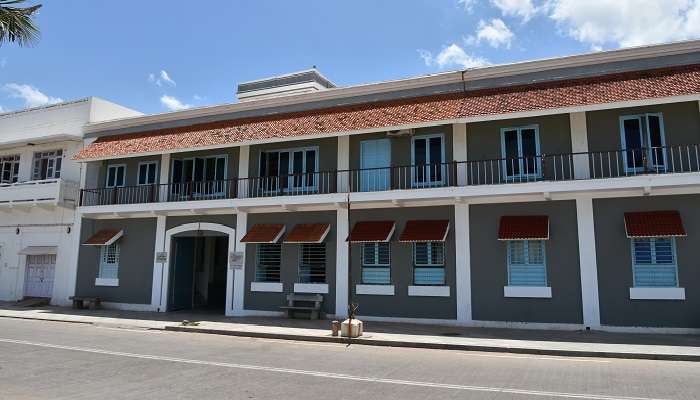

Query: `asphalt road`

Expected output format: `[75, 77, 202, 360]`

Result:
[1, 317, 699, 400]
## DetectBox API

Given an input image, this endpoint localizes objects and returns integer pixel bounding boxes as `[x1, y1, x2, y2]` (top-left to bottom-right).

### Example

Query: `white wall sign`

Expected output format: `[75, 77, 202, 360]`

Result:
[155, 252, 168, 263]
[229, 251, 244, 269]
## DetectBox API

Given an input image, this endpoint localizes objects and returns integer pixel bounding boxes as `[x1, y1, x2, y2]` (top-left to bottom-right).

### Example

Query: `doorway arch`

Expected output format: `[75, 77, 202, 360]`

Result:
[159, 222, 236, 313]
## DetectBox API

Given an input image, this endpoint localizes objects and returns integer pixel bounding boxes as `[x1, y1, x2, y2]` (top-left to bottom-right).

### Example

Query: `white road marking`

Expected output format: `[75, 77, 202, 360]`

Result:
[0, 337, 667, 400]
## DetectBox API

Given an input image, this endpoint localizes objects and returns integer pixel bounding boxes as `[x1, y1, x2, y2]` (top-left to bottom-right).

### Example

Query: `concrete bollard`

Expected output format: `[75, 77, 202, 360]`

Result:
[331, 320, 340, 336]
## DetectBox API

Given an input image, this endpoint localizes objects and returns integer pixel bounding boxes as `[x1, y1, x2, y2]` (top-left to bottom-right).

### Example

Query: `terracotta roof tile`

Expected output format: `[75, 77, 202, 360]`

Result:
[624, 211, 687, 238]
[498, 216, 549, 240]
[347, 221, 395, 242]
[74, 65, 700, 160]
[399, 220, 450, 242]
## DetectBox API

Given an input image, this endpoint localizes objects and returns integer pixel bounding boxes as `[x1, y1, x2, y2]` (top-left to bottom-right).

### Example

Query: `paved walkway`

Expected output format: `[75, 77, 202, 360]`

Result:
[2, 302, 700, 361]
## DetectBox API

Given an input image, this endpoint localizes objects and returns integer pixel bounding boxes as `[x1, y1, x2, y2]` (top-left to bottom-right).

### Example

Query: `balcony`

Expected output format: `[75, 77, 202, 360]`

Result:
[79, 144, 700, 207]
[0, 179, 79, 208]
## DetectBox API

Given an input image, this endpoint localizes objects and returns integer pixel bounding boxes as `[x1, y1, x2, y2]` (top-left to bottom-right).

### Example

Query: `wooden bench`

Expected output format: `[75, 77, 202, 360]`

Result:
[279, 293, 323, 319]
[69, 296, 102, 310]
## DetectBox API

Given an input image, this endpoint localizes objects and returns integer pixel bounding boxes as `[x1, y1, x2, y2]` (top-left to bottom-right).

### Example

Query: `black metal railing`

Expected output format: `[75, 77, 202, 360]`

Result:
[79, 144, 700, 206]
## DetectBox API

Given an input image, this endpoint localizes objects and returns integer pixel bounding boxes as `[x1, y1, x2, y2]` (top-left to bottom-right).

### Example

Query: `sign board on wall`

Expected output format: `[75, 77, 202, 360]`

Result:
[229, 251, 244, 269]
[155, 252, 168, 263]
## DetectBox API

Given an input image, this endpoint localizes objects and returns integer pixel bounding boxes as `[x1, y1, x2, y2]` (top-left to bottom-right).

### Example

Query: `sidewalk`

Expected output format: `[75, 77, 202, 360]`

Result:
[2, 302, 700, 361]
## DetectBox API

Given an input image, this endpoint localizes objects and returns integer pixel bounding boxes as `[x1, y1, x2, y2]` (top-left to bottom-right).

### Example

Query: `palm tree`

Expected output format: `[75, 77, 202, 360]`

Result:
[0, 0, 42, 46]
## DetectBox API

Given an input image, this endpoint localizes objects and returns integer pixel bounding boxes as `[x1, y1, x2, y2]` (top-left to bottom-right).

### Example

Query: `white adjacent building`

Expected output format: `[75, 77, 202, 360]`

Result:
[0, 98, 140, 305]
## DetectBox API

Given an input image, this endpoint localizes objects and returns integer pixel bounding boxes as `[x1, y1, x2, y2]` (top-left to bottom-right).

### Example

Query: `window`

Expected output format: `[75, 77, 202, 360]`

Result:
[507, 240, 547, 286]
[138, 162, 158, 185]
[362, 242, 391, 284]
[631, 237, 678, 287]
[171, 155, 227, 198]
[106, 165, 126, 188]
[500, 126, 540, 179]
[255, 244, 281, 282]
[99, 242, 120, 279]
[0, 155, 20, 184]
[32, 150, 62, 180]
[620, 113, 666, 172]
[412, 134, 444, 187]
[413, 242, 445, 285]
[259, 147, 318, 192]
[299, 243, 326, 283]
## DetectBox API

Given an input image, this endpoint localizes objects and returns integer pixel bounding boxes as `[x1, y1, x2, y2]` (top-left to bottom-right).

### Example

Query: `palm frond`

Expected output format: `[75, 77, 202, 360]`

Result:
[0, 0, 42, 46]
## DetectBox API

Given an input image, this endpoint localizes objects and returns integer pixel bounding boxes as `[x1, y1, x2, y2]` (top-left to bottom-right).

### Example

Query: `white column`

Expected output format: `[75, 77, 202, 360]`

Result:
[335, 206, 349, 318]
[230, 211, 247, 316]
[150, 215, 167, 311]
[454, 203, 472, 324]
[159, 153, 170, 201]
[570, 112, 590, 179]
[575, 197, 601, 329]
[337, 136, 350, 193]
[17, 147, 34, 182]
[452, 123, 468, 186]
[63, 160, 89, 304]
[238, 145, 250, 198]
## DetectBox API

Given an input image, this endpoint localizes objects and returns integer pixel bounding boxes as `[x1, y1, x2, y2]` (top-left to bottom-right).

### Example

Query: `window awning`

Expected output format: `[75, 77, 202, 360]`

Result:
[399, 220, 450, 242]
[19, 246, 58, 255]
[83, 229, 123, 246]
[624, 211, 687, 238]
[347, 221, 395, 243]
[240, 224, 286, 243]
[283, 223, 331, 243]
[498, 216, 549, 240]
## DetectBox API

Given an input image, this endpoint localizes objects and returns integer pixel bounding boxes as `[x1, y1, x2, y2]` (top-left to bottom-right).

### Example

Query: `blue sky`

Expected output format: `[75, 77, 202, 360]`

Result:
[2, 0, 700, 114]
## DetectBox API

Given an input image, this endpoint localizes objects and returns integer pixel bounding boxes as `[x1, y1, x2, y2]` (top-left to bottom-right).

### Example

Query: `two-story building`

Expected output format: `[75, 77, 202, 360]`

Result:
[0, 98, 141, 306]
[72, 41, 700, 332]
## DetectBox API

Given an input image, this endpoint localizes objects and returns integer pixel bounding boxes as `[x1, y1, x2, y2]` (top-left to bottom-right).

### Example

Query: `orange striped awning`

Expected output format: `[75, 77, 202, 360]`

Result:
[83, 229, 123, 246]
[284, 223, 331, 243]
[624, 211, 686, 238]
[399, 220, 450, 242]
[347, 221, 395, 242]
[240, 224, 285, 243]
[498, 216, 549, 240]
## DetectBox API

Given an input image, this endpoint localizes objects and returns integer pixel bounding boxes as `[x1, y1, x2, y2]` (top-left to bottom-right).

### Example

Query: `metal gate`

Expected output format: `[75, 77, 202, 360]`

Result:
[23, 254, 56, 298]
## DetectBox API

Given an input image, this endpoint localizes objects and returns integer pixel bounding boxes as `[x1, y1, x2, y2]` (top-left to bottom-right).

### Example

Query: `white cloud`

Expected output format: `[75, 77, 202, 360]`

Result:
[546, 0, 700, 47]
[193, 94, 205, 101]
[491, 0, 537, 22]
[0, 58, 6, 68]
[149, 69, 176, 87]
[458, 0, 476, 13]
[418, 44, 489, 69]
[467, 18, 514, 48]
[2, 83, 63, 108]
[160, 95, 191, 111]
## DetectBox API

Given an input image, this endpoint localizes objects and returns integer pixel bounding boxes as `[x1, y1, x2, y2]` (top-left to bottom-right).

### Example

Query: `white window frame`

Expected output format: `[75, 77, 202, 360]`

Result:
[411, 133, 445, 187]
[97, 242, 120, 286]
[506, 240, 547, 287]
[32, 149, 63, 180]
[413, 241, 446, 285]
[137, 161, 159, 186]
[630, 237, 679, 288]
[619, 113, 667, 173]
[361, 242, 391, 285]
[255, 243, 281, 283]
[500, 125, 541, 180]
[0, 154, 20, 184]
[105, 164, 127, 188]
[259, 146, 319, 193]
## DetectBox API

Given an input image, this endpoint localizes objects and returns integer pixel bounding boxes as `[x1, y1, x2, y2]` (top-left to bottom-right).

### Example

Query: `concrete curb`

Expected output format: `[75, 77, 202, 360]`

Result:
[164, 326, 700, 362]
[0, 315, 94, 325]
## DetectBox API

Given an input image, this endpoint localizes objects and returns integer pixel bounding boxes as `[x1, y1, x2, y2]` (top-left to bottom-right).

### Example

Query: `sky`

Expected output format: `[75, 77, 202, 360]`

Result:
[1, 0, 700, 115]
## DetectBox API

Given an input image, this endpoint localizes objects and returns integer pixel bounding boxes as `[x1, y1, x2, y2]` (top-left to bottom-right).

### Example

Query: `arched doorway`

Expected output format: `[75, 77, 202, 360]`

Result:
[160, 223, 236, 313]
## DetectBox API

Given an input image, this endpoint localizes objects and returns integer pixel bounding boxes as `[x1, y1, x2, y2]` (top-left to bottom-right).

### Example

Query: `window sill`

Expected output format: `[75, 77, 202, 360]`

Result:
[629, 287, 685, 300]
[251, 282, 283, 293]
[294, 283, 329, 294]
[95, 278, 119, 287]
[356, 284, 394, 296]
[408, 285, 450, 297]
[503, 286, 552, 298]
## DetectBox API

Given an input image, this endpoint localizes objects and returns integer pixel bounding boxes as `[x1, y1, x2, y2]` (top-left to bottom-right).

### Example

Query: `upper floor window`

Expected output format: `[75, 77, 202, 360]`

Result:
[507, 240, 547, 287]
[413, 241, 445, 285]
[620, 113, 666, 172]
[298, 243, 326, 283]
[106, 164, 126, 188]
[362, 242, 391, 284]
[412, 134, 444, 187]
[259, 147, 318, 192]
[255, 244, 281, 283]
[0, 155, 20, 184]
[138, 161, 159, 185]
[631, 237, 678, 287]
[500, 125, 540, 180]
[171, 155, 227, 198]
[32, 150, 62, 180]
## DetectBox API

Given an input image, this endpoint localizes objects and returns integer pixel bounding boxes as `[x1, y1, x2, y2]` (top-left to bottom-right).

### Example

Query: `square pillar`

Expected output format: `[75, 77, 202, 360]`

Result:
[150, 215, 167, 311]
[454, 203, 472, 324]
[238, 145, 250, 198]
[337, 136, 350, 193]
[575, 197, 601, 329]
[452, 123, 468, 186]
[158, 153, 170, 201]
[570, 112, 590, 179]
[229, 210, 246, 316]
[335, 206, 349, 318]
